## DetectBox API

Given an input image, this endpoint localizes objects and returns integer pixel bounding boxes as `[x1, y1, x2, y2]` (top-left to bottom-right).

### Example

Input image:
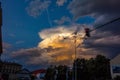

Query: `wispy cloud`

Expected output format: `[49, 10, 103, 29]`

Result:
[15, 41, 25, 44]
[56, 0, 67, 6]
[3, 42, 12, 52]
[54, 16, 71, 25]
[9, 33, 16, 37]
[26, 0, 51, 17]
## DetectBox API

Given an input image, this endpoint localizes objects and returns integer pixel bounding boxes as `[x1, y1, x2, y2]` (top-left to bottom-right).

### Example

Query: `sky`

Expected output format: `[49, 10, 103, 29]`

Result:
[1, 0, 120, 70]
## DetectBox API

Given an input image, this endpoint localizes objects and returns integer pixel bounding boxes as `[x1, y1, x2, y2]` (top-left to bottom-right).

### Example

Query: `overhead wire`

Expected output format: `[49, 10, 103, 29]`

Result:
[79, 17, 120, 47]
[90, 17, 120, 32]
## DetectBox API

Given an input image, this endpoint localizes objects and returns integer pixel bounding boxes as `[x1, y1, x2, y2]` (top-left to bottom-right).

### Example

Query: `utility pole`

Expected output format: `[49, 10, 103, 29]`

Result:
[74, 35, 77, 80]
[72, 32, 78, 80]
[0, 2, 3, 61]
[72, 27, 82, 80]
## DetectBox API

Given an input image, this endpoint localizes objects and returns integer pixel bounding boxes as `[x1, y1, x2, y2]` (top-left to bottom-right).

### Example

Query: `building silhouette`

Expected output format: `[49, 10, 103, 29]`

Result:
[0, 61, 22, 80]
[110, 54, 120, 79]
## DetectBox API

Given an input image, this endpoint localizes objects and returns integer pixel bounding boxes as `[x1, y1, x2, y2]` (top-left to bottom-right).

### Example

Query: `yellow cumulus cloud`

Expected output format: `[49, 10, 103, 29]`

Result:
[37, 26, 95, 66]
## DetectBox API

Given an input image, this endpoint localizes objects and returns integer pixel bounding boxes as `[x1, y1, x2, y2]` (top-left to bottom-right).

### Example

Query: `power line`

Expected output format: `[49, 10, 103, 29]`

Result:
[91, 17, 120, 32]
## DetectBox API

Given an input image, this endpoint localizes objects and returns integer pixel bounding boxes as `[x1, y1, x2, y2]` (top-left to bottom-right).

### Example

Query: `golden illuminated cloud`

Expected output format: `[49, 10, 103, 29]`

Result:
[37, 26, 94, 66]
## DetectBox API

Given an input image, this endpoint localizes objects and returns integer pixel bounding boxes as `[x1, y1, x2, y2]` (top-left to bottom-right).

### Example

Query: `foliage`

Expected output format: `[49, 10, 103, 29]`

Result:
[73, 55, 111, 80]
[56, 65, 67, 80]
[44, 55, 112, 80]
[44, 65, 56, 80]
[30, 75, 36, 80]
[44, 65, 68, 80]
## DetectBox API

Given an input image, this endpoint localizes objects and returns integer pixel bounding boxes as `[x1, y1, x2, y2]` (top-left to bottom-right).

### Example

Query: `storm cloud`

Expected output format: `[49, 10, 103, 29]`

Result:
[68, 0, 120, 20]
[67, 0, 120, 57]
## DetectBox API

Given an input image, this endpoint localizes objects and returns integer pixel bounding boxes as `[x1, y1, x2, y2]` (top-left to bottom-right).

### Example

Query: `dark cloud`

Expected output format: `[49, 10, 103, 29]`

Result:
[68, 0, 120, 20]
[12, 48, 41, 58]
[11, 47, 67, 68]
[11, 47, 50, 68]
[68, 0, 120, 58]
[81, 31, 120, 58]
[97, 20, 120, 35]
[68, 0, 120, 37]
[68, 0, 120, 34]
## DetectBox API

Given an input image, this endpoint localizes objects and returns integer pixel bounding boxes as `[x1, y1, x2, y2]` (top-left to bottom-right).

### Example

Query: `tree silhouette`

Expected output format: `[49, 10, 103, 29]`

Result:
[44, 55, 111, 80]
[56, 65, 67, 80]
[73, 55, 111, 80]
[44, 65, 56, 80]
